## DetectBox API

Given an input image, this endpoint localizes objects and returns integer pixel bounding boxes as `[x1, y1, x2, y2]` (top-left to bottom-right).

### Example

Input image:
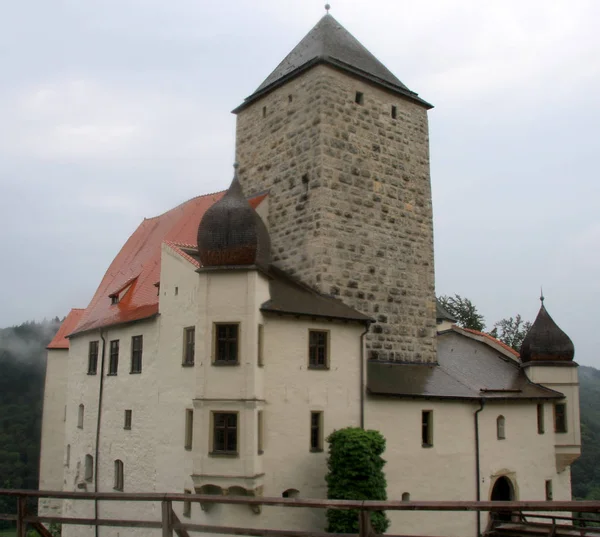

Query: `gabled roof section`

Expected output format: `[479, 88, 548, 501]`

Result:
[47, 308, 85, 350]
[261, 265, 372, 324]
[236, 14, 432, 111]
[454, 326, 520, 360]
[70, 192, 267, 336]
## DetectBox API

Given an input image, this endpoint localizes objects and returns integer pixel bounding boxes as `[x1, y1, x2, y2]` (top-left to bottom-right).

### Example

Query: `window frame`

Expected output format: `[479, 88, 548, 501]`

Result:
[77, 404, 84, 429]
[124, 409, 132, 430]
[310, 411, 324, 452]
[88, 341, 99, 375]
[183, 327, 195, 366]
[130, 335, 143, 374]
[308, 329, 330, 369]
[537, 404, 545, 435]
[554, 402, 568, 433]
[210, 411, 239, 456]
[113, 459, 124, 491]
[84, 454, 94, 482]
[213, 323, 240, 365]
[108, 339, 119, 376]
[257, 410, 264, 455]
[185, 409, 194, 450]
[257, 324, 264, 367]
[497, 415, 506, 440]
[421, 410, 433, 448]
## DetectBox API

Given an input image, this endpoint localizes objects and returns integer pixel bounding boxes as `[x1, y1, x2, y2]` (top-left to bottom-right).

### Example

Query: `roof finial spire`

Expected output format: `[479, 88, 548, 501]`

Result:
[540, 287, 545, 305]
[325, 3, 331, 13]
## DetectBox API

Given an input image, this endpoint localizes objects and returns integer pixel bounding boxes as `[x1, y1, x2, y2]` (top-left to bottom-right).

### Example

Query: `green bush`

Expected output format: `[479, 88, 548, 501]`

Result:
[325, 427, 390, 534]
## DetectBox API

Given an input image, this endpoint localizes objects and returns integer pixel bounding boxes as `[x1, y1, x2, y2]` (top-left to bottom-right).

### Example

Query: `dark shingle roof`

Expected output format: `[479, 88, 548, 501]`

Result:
[261, 266, 372, 324]
[436, 300, 457, 323]
[368, 329, 563, 401]
[235, 14, 432, 111]
[520, 304, 575, 363]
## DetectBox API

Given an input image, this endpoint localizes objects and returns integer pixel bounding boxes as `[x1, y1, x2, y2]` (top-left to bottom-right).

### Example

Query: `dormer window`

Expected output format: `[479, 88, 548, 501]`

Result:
[110, 295, 119, 305]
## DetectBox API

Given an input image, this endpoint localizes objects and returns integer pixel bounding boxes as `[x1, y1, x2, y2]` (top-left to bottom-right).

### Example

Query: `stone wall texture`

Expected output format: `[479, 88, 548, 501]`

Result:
[236, 64, 437, 363]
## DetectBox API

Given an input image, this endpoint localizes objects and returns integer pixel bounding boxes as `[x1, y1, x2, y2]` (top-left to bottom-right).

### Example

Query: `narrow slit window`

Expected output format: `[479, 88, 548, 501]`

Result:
[65, 444, 70, 467]
[185, 409, 194, 450]
[131, 335, 143, 373]
[355, 91, 364, 105]
[84, 454, 94, 482]
[77, 404, 84, 429]
[183, 327, 195, 366]
[183, 489, 192, 517]
[262, 106, 267, 118]
[113, 459, 124, 491]
[124, 409, 132, 430]
[545, 479, 553, 500]
[257, 324, 264, 367]
[537, 404, 545, 434]
[288, 94, 293, 103]
[497, 415, 506, 440]
[422, 410, 433, 447]
[310, 411, 323, 451]
[554, 402, 567, 433]
[88, 341, 99, 375]
[391, 105, 397, 119]
[108, 340, 119, 375]
[258, 410, 264, 454]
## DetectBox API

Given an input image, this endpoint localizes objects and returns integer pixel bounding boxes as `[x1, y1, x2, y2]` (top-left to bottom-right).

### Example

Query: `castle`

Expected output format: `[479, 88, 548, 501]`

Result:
[38, 11, 580, 537]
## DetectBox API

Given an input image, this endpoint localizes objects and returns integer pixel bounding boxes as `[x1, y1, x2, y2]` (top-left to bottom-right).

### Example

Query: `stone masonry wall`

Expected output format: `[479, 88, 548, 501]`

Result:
[235, 64, 436, 363]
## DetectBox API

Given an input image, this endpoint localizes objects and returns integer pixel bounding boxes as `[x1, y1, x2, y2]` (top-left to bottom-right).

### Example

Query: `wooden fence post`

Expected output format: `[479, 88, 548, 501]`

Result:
[358, 509, 373, 537]
[162, 499, 174, 537]
[16, 497, 27, 537]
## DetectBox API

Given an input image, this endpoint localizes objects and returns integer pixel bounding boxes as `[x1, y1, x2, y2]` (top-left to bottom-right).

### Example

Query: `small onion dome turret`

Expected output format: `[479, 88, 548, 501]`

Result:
[519, 298, 574, 363]
[197, 165, 271, 269]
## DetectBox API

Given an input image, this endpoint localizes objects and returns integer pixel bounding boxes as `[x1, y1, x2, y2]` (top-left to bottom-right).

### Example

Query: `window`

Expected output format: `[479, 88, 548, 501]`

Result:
[212, 412, 238, 454]
[262, 106, 267, 118]
[185, 409, 194, 450]
[65, 444, 70, 467]
[77, 404, 84, 429]
[111, 295, 119, 305]
[391, 105, 397, 119]
[355, 91, 364, 105]
[84, 454, 93, 482]
[282, 489, 300, 498]
[214, 324, 239, 364]
[310, 411, 323, 451]
[402, 492, 410, 502]
[183, 327, 195, 366]
[537, 404, 545, 434]
[497, 415, 506, 440]
[130, 335, 143, 373]
[183, 490, 192, 518]
[308, 330, 329, 368]
[257, 324, 264, 367]
[545, 480, 553, 501]
[288, 94, 293, 103]
[124, 409, 132, 430]
[257, 410, 264, 454]
[422, 410, 433, 447]
[108, 340, 119, 375]
[554, 402, 567, 433]
[175, 286, 179, 296]
[113, 460, 124, 491]
[88, 341, 99, 375]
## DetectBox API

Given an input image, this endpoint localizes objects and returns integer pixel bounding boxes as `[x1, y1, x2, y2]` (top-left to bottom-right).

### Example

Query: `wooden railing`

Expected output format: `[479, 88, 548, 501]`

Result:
[2, 489, 600, 537]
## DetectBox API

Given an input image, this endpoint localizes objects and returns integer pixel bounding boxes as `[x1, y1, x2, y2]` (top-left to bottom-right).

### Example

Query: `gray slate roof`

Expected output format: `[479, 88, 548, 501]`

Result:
[436, 300, 457, 323]
[236, 14, 431, 110]
[368, 329, 563, 401]
[261, 266, 372, 324]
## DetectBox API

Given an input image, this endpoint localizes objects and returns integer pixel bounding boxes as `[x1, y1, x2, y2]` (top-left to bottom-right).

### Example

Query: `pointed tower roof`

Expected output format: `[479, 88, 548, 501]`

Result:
[234, 13, 431, 112]
[520, 299, 575, 364]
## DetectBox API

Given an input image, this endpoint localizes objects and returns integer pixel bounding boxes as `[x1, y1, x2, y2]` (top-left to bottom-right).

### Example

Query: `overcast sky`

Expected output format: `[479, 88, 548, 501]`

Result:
[1, 1, 598, 366]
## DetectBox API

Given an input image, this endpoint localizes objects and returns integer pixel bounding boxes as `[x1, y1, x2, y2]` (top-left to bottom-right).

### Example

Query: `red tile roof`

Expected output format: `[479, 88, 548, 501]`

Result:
[458, 327, 521, 359]
[47, 308, 85, 349]
[71, 191, 266, 337]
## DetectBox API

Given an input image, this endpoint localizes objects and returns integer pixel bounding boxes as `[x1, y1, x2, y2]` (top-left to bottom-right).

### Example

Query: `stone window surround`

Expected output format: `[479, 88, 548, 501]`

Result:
[422, 410, 433, 448]
[114, 459, 124, 491]
[108, 339, 119, 376]
[497, 415, 506, 440]
[130, 335, 143, 374]
[310, 411, 324, 452]
[87, 340, 99, 375]
[183, 326, 195, 367]
[209, 411, 239, 457]
[308, 329, 330, 370]
[212, 322, 241, 366]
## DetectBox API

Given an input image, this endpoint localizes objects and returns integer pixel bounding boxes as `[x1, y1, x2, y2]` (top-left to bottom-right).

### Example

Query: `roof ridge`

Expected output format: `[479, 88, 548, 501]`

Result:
[142, 190, 226, 222]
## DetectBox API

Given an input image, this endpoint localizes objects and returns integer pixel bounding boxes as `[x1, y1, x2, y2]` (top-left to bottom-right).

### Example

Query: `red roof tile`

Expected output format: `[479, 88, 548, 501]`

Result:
[459, 327, 521, 359]
[71, 191, 267, 336]
[47, 308, 85, 349]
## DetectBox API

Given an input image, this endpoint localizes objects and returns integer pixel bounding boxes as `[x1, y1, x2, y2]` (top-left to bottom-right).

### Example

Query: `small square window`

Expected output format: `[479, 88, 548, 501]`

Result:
[124, 409, 132, 430]
[554, 402, 567, 433]
[183, 327, 195, 366]
[212, 412, 238, 454]
[310, 411, 323, 451]
[422, 410, 433, 447]
[185, 409, 194, 450]
[108, 340, 119, 375]
[214, 324, 239, 364]
[355, 91, 364, 105]
[308, 330, 329, 368]
[88, 341, 99, 375]
[131, 335, 143, 374]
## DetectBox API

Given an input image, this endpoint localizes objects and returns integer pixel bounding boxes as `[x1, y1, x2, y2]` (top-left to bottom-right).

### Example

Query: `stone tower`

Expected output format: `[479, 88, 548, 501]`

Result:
[234, 13, 436, 363]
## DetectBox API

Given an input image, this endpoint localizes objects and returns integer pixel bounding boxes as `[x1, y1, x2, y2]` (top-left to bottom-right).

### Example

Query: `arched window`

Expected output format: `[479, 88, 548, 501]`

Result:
[402, 492, 410, 502]
[497, 415, 506, 440]
[84, 455, 94, 481]
[78, 404, 84, 429]
[282, 489, 300, 499]
[114, 460, 124, 491]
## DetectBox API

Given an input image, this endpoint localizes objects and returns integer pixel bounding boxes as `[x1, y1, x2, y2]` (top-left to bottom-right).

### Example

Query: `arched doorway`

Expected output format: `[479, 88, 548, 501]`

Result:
[491, 476, 514, 522]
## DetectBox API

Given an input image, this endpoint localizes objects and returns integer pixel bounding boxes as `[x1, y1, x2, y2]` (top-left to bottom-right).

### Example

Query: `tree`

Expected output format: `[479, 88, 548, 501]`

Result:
[325, 427, 389, 534]
[490, 315, 532, 351]
[438, 294, 485, 331]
